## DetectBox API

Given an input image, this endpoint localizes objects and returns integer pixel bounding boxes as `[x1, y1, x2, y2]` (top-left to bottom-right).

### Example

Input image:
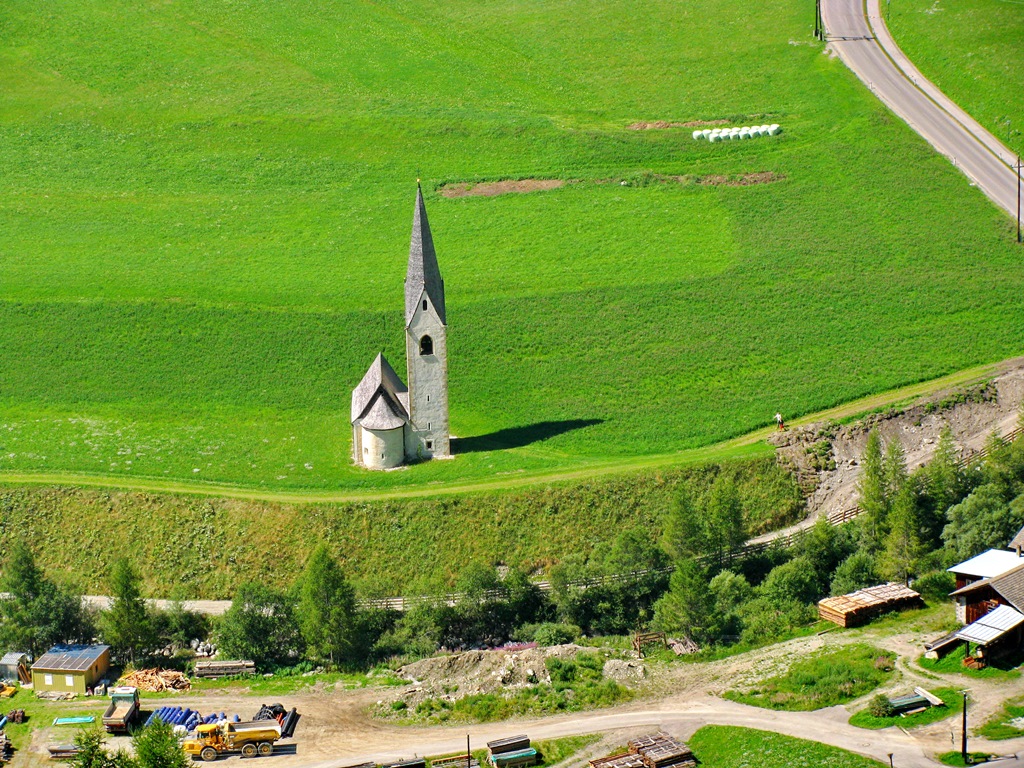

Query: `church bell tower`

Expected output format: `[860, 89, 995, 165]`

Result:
[403, 184, 450, 459]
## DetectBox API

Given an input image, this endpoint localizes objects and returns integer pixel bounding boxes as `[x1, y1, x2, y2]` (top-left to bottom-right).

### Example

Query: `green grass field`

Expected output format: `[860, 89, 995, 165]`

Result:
[688, 726, 884, 767]
[724, 645, 896, 711]
[887, 0, 1024, 158]
[0, 455, 800, 596]
[849, 687, 963, 729]
[1, 0, 1022, 493]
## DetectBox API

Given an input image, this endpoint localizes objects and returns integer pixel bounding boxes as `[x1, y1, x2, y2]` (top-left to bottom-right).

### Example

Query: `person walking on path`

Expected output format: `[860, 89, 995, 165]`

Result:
[775, 412, 785, 430]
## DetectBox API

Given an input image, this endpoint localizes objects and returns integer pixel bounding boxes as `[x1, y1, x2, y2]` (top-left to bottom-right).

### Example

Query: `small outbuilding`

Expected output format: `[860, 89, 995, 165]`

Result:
[0, 652, 29, 683]
[31, 645, 110, 695]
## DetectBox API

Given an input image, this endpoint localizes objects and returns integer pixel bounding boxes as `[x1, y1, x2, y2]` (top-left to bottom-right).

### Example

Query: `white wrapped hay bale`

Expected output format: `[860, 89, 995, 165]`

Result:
[769, 124, 782, 135]
[693, 130, 704, 140]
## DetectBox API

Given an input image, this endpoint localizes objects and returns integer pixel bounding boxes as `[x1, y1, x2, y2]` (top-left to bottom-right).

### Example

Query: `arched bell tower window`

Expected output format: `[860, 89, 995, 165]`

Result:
[419, 335, 433, 356]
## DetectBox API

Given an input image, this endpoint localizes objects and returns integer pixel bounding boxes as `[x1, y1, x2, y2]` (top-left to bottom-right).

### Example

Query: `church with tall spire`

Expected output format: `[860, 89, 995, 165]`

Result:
[350, 184, 451, 469]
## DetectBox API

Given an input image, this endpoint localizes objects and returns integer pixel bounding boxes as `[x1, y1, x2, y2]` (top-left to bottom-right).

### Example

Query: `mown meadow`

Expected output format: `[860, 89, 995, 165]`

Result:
[887, 0, 1024, 158]
[1, 0, 1022, 492]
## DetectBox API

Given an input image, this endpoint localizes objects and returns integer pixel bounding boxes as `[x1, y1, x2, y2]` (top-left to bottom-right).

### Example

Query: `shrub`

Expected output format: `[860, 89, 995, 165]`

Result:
[515, 622, 580, 646]
[869, 694, 895, 718]
[912, 571, 955, 602]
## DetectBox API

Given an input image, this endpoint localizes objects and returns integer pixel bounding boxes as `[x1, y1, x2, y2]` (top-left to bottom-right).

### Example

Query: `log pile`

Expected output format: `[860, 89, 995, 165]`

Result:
[0, 732, 10, 764]
[817, 583, 923, 628]
[47, 745, 80, 760]
[122, 668, 191, 692]
[193, 660, 256, 679]
[628, 732, 696, 768]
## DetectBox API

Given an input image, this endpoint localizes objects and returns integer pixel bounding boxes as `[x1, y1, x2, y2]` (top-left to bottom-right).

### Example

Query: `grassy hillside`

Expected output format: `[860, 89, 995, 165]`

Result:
[0, 456, 800, 597]
[887, 0, 1024, 158]
[1, 0, 1022, 492]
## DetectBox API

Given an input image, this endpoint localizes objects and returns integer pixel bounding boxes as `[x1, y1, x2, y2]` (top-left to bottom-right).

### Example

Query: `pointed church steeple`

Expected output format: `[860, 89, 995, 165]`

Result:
[405, 183, 446, 325]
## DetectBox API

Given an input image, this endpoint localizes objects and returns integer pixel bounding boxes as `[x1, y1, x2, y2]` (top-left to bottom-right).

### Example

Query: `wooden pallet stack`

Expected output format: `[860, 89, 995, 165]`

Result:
[193, 660, 256, 679]
[817, 583, 923, 628]
[628, 732, 696, 768]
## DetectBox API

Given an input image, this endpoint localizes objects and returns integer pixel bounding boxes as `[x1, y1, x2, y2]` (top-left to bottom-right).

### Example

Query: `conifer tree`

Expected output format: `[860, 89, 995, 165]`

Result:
[0, 542, 87, 657]
[297, 545, 357, 667]
[857, 430, 888, 549]
[102, 558, 154, 664]
[883, 483, 923, 583]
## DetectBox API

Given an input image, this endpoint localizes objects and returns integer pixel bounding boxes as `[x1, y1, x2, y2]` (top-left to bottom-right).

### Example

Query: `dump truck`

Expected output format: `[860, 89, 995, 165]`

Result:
[102, 687, 141, 733]
[183, 721, 282, 761]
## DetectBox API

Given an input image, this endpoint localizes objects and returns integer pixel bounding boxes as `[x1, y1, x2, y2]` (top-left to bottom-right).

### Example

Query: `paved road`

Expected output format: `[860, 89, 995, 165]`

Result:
[821, 0, 1020, 218]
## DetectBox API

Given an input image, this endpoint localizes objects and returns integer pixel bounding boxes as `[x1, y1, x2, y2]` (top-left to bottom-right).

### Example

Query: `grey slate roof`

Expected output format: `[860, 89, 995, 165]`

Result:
[360, 394, 408, 431]
[32, 644, 108, 673]
[405, 184, 446, 325]
[351, 353, 409, 425]
[1010, 523, 1024, 552]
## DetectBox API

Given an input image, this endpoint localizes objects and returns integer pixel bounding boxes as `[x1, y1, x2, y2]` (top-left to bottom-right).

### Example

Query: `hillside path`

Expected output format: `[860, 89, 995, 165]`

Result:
[821, 0, 1021, 217]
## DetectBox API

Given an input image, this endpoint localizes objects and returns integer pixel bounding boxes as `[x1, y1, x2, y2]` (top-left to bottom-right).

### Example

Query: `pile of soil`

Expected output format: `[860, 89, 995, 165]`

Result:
[389, 644, 641, 707]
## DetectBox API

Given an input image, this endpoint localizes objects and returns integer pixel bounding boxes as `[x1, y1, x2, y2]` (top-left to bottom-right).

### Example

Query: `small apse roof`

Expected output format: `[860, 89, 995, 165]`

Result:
[955, 604, 1024, 645]
[948, 549, 1023, 580]
[32, 645, 109, 672]
[351, 353, 410, 424]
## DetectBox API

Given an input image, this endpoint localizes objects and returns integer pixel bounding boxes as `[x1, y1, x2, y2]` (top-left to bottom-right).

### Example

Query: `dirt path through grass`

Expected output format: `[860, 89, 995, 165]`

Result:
[0, 359, 1012, 503]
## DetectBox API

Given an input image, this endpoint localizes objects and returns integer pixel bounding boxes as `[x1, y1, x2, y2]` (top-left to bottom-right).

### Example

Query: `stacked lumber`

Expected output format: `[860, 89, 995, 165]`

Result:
[817, 583, 923, 628]
[431, 756, 480, 768]
[0, 732, 10, 764]
[385, 760, 426, 768]
[193, 660, 256, 679]
[47, 744, 80, 760]
[36, 692, 76, 702]
[488, 736, 537, 768]
[589, 755, 645, 768]
[122, 668, 191, 692]
[627, 732, 696, 768]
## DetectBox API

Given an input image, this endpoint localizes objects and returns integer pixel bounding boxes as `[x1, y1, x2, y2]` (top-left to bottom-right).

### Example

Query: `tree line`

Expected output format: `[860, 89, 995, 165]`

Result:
[2, 425, 1022, 668]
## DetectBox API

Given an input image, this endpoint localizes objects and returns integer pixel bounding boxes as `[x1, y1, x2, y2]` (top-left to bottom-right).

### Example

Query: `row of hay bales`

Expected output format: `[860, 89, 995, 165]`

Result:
[693, 124, 781, 142]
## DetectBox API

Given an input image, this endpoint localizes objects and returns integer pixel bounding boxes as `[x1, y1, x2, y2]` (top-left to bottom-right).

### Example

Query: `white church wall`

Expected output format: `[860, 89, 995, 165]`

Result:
[361, 425, 405, 470]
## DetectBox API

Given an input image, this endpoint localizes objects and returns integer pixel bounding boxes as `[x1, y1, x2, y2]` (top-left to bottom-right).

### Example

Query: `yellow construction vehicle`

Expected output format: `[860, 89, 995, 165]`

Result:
[182, 721, 282, 762]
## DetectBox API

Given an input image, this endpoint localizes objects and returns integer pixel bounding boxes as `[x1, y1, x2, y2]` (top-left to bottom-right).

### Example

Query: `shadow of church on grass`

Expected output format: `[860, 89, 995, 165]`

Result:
[452, 419, 604, 454]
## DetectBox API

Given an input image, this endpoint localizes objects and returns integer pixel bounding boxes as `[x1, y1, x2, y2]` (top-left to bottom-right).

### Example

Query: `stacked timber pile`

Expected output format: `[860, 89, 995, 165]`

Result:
[628, 733, 696, 768]
[488, 736, 538, 768]
[384, 760, 426, 768]
[122, 668, 191, 692]
[36, 692, 76, 702]
[0, 732, 11, 764]
[47, 744, 80, 760]
[589, 754, 645, 768]
[817, 583, 923, 628]
[193, 660, 256, 679]
[432, 756, 480, 768]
